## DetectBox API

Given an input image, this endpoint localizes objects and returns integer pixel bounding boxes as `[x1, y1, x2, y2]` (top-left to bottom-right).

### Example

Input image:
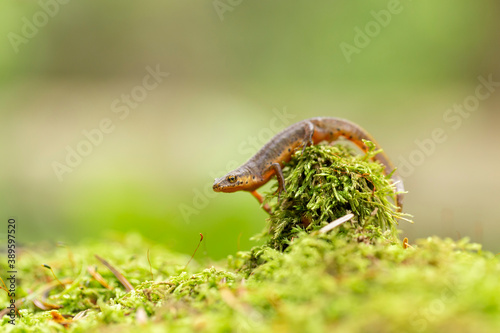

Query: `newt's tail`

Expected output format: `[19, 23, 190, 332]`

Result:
[309, 117, 405, 210]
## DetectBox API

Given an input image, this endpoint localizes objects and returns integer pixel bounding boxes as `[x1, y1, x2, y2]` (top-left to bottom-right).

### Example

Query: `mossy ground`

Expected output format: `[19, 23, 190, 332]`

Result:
[2, 144, 500, 332]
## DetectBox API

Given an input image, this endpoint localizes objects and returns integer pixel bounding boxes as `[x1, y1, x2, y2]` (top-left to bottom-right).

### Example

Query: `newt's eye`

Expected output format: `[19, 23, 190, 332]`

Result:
[227, 175, 237, 183]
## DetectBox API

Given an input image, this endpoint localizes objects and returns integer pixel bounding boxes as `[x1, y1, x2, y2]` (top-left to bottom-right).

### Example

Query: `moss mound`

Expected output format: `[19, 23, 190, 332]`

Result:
[2, 143, 500, 332]
[264, 142, 410, 250]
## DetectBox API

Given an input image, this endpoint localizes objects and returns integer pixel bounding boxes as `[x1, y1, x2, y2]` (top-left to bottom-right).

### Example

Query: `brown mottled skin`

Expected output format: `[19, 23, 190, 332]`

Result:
[213, 117, 404, 213]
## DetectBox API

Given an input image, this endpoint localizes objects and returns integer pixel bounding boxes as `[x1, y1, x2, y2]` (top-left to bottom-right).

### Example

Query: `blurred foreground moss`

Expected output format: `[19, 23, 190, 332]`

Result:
[2, 145, 500, 332]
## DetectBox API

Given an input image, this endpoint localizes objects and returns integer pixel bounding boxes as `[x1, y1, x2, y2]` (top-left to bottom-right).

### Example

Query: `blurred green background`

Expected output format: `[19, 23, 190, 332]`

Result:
[1, 0, 499, 259]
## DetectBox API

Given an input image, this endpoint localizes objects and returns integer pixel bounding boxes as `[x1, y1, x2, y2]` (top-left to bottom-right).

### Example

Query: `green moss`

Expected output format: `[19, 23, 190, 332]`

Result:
[263, 142, 411, 250]
[2, 144, 500, 332]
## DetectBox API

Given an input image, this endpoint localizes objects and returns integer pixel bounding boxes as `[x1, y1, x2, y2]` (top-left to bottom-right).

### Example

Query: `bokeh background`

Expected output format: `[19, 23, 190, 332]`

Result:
[1, 0, 499, 259]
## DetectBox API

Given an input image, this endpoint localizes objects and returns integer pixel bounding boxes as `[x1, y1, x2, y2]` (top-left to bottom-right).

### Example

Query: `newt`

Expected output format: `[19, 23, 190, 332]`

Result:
[212, 117, 404, 214]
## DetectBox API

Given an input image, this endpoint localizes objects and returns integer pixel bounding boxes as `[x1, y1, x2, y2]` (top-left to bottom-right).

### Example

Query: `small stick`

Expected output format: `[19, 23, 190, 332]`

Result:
[95, 255, 134, 292]
[185, 233, 204, 270]
[147, 249, 154, 281]
[318, 213, 354, 234]
[42, 264, 65, 289]
[87, 266, 112, 290]
[0, 277, 11, 297]
[33, 299, 62, 310]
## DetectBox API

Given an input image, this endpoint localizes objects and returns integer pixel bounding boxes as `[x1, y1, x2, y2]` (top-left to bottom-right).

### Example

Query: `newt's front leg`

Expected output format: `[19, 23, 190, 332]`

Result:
[271, 163, 286, 202]
[250, 190, 272, 214]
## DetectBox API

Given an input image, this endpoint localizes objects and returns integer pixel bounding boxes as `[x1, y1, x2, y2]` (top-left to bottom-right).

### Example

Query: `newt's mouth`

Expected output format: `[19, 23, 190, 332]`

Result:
[212, 181, 222, 192]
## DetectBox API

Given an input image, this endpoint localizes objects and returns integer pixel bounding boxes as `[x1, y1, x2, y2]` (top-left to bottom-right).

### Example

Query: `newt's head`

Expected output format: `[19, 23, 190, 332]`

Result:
[213, 169, 255, 193]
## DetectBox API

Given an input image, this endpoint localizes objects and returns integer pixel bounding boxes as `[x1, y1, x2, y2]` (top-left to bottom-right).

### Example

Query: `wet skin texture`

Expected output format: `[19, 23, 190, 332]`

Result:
[213, 117, 404, 213]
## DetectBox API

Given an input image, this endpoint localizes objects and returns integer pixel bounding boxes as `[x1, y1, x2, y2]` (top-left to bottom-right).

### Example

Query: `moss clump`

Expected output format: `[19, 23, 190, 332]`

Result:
[262, 142, 410, 250]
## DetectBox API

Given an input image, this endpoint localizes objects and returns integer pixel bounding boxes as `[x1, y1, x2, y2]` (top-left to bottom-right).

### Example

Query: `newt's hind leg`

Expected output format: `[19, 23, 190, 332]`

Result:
[250, 190, 272, 214]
